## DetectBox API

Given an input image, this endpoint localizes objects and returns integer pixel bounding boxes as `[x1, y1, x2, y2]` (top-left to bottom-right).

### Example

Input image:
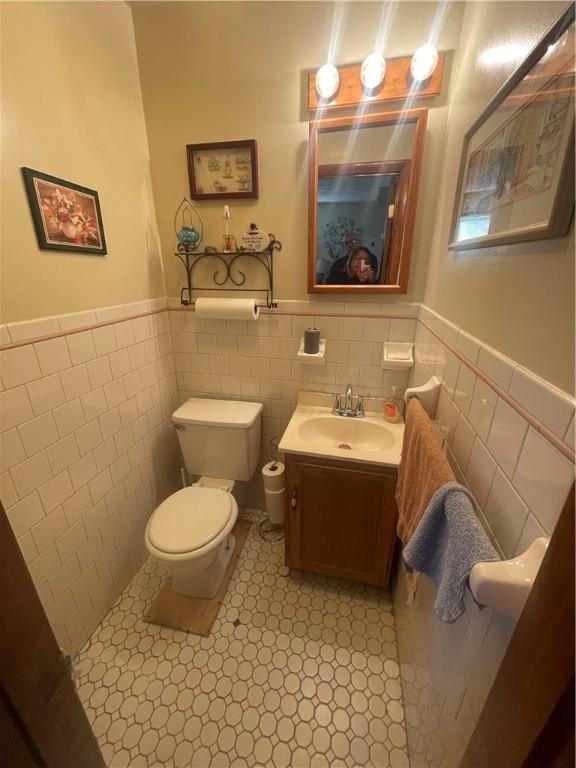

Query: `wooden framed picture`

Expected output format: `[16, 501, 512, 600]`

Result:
[186, 140, 259, 200]
[21, 168, 107, 255]
[449, 5, 575, 250]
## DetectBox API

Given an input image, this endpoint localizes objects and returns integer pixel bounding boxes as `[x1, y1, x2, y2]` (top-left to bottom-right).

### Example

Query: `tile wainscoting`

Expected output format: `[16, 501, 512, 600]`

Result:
[1, 294, 573, 700]
[0, 300, 181, 654]
[394, 303, 575, 768]
[168, 299, 420, 509]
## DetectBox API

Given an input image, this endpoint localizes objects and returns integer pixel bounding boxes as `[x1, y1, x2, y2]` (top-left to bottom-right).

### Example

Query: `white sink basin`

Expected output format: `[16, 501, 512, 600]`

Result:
[298, 416, 396, 453]
[279, 392, 405, 467]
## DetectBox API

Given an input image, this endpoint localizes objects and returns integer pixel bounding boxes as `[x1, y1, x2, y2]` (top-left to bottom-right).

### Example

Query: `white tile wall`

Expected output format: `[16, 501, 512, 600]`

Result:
[0, 299, 179, 655]
[1, 293, 573, 749]
[396, 303, 575, 768]
[416, 305, 574, 552]
[169, 301, 417, 495]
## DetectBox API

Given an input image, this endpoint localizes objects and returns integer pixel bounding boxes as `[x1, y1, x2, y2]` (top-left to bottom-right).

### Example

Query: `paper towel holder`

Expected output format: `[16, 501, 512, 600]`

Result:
[175, 234, 283, 308]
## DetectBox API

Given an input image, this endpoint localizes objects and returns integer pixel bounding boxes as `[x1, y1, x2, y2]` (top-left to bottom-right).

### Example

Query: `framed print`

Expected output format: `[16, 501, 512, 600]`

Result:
[186, 140, 259, 200]
[449, 5, 575, 250]
[21, 168, 107, 255]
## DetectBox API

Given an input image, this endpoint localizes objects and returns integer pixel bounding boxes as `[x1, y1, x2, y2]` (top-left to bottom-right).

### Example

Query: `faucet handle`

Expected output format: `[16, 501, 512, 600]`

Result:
[356, 396, 364, 416]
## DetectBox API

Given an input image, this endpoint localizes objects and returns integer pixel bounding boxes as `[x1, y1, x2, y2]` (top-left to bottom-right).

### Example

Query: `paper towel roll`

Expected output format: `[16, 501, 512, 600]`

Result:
[262, 461, 285, 492]
[265, 487, 285, 525]
[195, 297, 260, 321]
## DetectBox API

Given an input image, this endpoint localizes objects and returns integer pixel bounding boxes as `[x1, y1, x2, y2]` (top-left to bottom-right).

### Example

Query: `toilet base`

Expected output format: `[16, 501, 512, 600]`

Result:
[170, 534, 236, 599]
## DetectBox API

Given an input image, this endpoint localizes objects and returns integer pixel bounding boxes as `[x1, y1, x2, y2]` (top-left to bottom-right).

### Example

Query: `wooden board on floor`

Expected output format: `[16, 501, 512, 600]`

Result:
[144, 519, 251, 636]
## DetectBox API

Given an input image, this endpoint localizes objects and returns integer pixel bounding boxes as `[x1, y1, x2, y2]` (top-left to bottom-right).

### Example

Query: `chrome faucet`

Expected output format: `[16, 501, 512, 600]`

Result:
[333, 383, 364, 417]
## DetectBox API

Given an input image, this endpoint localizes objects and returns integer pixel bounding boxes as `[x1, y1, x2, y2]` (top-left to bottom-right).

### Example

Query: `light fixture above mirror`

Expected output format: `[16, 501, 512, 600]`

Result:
[411, 44, 439, 82]
[315, 63, 340, 99]
[361, 52, 387, 90]
[309, 52, 445, 111]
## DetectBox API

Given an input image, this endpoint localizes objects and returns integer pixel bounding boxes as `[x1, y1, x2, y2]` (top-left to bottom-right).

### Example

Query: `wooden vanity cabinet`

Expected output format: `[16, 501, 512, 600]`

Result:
[284, 453, 398, 588]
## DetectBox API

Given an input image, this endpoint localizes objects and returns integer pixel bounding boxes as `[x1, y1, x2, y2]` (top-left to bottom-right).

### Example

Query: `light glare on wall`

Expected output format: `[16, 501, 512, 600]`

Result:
[315, 64, 340, 99]
[478, 42, 532, 69]
[360, 52, 386, 89]
[410, 44, 439, 81]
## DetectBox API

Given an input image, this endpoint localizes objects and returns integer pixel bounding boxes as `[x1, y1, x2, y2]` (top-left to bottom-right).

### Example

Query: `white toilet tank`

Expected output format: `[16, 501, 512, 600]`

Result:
[172, 398, 263, 481]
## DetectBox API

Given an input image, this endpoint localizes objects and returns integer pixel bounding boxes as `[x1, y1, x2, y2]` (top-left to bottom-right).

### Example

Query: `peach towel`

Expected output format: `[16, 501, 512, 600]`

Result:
[396, 398, 455, 544]
[395, 398, 455, 601]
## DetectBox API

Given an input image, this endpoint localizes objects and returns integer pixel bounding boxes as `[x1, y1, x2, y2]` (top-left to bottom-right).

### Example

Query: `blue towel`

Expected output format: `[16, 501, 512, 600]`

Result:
[403, 482, 499, 623]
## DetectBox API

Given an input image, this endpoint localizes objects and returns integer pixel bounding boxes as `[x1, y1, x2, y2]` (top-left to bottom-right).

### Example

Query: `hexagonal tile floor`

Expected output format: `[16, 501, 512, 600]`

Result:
[75, 510, 409, 767]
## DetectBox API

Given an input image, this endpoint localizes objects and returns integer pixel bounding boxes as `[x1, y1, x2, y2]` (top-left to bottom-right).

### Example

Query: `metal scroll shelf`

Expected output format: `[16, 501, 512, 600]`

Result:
[175, 236, 282, 309]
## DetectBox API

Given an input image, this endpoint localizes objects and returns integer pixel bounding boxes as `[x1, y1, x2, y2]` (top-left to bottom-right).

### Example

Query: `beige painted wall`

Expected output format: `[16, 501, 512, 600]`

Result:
[0, 1, 165, 324]
[423, 1, 575, 394]
[131, 1, 464, 305]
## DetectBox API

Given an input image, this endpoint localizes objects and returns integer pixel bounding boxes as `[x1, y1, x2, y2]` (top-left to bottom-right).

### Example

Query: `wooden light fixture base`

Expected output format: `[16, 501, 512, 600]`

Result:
[308, 52, 445, 111]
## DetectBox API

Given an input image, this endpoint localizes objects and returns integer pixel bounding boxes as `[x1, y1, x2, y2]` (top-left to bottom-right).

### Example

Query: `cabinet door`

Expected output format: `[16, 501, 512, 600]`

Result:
[286, 458, 397, 587]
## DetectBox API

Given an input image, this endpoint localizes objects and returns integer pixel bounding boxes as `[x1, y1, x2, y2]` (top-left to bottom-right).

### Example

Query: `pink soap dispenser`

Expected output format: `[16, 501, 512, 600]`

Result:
[383, 387, 401, 423]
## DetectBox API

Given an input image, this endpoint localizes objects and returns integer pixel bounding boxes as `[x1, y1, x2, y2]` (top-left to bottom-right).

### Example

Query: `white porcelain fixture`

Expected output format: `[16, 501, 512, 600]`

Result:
[145, 397, 262, 598]
[279, 391, 404, 466]
[299, 416, 396, 453]
[297, 337, 327, 365]
[382, 342, 414, 371]
[315, 63, 340, 99]
[470, 537, 549, 620]
[361, 52, 386, 89]
[404, 376, 441, 418]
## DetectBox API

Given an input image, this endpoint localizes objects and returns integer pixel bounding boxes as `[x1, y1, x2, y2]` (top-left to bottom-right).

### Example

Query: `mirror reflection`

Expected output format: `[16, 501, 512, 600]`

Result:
[309, 112, 427, 294]
[317, 162, 409, 286]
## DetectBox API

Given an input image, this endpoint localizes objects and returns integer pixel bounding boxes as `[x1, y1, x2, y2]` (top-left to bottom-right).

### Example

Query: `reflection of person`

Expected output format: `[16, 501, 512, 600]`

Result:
[326, 246, 378, 285]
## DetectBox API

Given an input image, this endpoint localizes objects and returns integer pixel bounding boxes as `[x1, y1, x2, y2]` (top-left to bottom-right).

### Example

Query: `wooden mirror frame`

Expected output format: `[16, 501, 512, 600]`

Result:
[308, 108, 428, 294]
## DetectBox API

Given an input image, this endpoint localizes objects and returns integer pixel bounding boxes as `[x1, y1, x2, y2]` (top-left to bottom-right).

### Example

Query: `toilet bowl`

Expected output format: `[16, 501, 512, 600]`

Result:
[144, 397, 262, 599]
[145, 485, 238, 598]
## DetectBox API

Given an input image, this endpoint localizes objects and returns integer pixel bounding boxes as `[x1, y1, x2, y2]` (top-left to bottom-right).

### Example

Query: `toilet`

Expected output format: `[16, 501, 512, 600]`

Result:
[145, 397, 263, 598]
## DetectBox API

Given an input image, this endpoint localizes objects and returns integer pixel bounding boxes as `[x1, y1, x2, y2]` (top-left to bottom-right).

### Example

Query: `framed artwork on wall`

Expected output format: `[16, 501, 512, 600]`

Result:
[21, 168, 107, 255]
[186, 139, 259, 200]
[449, 5, 575, 250]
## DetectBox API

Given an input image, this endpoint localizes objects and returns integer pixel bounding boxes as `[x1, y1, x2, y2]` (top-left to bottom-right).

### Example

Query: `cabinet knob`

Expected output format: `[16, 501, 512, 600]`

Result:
[291, 488, 298, 510]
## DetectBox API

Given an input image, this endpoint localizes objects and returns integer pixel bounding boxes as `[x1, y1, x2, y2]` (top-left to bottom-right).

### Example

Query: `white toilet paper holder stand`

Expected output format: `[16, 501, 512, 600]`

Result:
[175, 235, 283, 309]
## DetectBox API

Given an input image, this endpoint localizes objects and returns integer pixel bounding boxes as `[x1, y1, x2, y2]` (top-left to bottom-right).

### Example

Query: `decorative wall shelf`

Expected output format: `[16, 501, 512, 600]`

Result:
[307, 52, 446, 111]
[175, 236, 282, 308]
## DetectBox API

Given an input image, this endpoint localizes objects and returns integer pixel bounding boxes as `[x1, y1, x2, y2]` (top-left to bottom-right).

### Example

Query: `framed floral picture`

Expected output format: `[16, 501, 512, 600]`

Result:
[186, 139, 259, 200]
[21, 168, 107, 255]
[449, 5, 575, 250]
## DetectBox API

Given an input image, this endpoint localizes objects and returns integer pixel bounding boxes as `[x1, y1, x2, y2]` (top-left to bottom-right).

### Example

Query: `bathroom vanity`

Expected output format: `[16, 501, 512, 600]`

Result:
[279, 392, 404, 588]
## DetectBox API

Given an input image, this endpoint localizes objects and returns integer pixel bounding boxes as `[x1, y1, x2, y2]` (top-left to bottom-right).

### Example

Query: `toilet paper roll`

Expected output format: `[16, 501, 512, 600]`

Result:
[265, 487, 285, 525]
[262, 461, 285, 492]
[195, 297, 260, 321]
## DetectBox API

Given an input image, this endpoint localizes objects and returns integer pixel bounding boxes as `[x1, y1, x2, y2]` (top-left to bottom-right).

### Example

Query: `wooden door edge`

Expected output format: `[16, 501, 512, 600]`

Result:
[460, 485, 575, 768]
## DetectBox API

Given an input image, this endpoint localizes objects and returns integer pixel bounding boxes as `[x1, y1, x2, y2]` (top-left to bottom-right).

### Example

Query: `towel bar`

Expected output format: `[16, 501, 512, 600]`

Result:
[404, 376, 441, 418]
[469, 537, 549, 620]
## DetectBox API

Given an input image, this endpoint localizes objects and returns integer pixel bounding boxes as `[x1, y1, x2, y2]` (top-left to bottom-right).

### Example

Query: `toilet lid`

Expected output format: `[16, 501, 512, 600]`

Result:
[148, 487, 233, 554]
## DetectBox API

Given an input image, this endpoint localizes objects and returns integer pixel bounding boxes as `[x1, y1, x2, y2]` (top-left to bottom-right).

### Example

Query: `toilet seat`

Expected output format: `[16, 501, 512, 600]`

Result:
[147, 486, 234, 555]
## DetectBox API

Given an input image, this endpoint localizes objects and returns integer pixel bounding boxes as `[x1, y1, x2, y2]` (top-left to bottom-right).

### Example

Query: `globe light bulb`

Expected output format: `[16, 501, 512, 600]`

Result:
[361, 52, 386, 89]
[411, 44, 439, 82]
[315, 63, 340, 99]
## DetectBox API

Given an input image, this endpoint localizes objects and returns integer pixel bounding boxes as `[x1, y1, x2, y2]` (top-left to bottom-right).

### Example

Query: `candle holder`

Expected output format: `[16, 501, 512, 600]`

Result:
[173, 197, 203, 249]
